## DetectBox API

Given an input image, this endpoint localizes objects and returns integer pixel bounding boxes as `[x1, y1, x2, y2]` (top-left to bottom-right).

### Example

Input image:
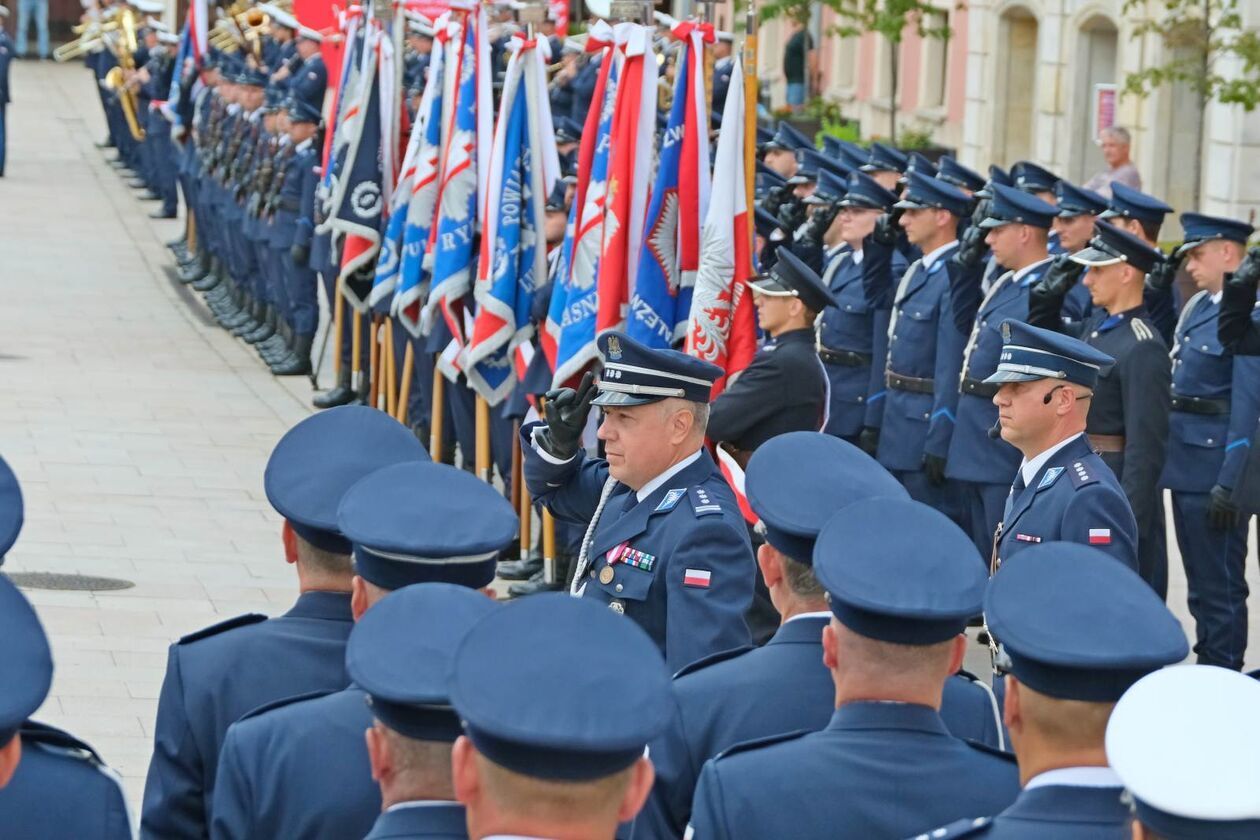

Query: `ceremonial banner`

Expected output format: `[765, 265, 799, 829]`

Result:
[595, 23, 658, 338]
[686, 54, 756, 398]
[542, 23, 618, 386]
[626, 21, 711, 348]
[465, 34, 560, 404]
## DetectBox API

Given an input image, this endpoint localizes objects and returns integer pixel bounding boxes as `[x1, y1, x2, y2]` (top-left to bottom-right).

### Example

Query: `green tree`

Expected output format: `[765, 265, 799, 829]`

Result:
[756, 0, 951, 145]
[1123, 0, 1260, 203]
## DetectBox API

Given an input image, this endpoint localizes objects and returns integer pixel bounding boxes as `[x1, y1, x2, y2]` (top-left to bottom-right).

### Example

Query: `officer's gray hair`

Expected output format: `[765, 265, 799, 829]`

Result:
[1100, 126, 1131, 146]
[660, 398, 709, 435]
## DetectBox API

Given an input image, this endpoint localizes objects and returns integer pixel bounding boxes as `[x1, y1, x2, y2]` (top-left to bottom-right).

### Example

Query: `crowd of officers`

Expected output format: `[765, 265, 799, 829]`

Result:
[2, 1, 1254, 837]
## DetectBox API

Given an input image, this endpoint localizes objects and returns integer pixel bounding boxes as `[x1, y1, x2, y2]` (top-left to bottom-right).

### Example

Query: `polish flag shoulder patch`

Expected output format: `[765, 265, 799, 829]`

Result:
[1088, 528, 1112, 545]
[683, 568, 712, 588]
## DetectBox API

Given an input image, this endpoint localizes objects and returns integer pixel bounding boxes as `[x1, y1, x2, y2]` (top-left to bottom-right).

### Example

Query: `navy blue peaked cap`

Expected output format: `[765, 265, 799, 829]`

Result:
[338, 461, 516, 591]
[973, 164, 1012, 199]
[788, 148, 844, 186]
[1099, 182, 1173, 226]
[894, 171, 972, 217]
[838, 171, 897, 211]
[978, 183, 1057, 230]
[750, 246, 839, 312]
[450, 593, 671, 781]
[0, 456, 22, 563]
[804, 167, 847, 205]
[0, 575, 53, 746]
[903, 151, 938, 179]
[763, 121, 813, 153]
[986, 543, 1188, 702]
[1011, 160, 1059, 194]
[861, 141, 907, 174]
[936, 156, 986, 193]
[746, 432, 906, 565]
[814, 498, 986, 645]
[265, 406, 429, 554]
[984, 319, 1115, 388]
[1071, 221, 1165, 276]
[347, 582, 497, 742]
[1054, 181, 1109, 217]
[594, 332, 722, 407]
[1177, 212, 1255, 256]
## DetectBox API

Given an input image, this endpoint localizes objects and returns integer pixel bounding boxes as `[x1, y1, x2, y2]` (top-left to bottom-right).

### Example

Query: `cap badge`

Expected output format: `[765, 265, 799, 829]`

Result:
[606, 335, 623, 361]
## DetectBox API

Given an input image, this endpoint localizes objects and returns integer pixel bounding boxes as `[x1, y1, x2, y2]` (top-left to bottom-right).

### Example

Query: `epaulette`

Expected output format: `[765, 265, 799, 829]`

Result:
[19, 720, 103, 765]
[238, 688, 339, 722]
[1067, 460, 1101, 489]
[1130, 318, 1157, 342]
[963, 739, 1018, 763]
[177, 613, 268, 644]
[673, 645, 756, 680]
[689, 486, 725, 517]
[714, 728, 812, 761]
[908, 817, 994, 839]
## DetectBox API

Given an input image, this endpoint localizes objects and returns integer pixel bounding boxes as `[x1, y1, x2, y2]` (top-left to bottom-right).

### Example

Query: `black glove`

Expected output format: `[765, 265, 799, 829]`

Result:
[923, 453, 948, 487]
[799, 204, 839, 247]
[858, 426, 880, 457]
[537, 371, 597, 461]
[970, 195, 992, 228]
[776, 199, 806, 236]
[1226, 246, 1260, 291]
[1207, 484, 1241, 531]
[759, 182, 793, 219]
[1035, 253, 1086, 299]
[871, 207, 904, 247]
[290, 243, 310, 267]
[1146, 251, 1183, 293]
[952, 224, 989, 268]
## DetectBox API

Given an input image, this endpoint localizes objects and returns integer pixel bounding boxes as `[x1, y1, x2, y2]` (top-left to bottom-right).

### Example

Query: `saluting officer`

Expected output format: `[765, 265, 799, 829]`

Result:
[1098, 182, 1179, 343]
[1107, 665, 1260, 839]
[1046, 181, 1108, 327]
[916, 543, 1187, 840]
[686, 499, 1020, 840]
[815, 171, 905, 444]
[635, 433, 1003, 840]
[946, 184, 1058, 559]
[1218, 244, 1260, 354]
[141, 407, 427, 839]
[522, 333, 755, 672]
[211, 462, 517, 840]
[1029, 222, 1172, 596]
[355, 584, 497, 840]
[859, 141, 907, 193]
[1159, 213, 1260, 671]
[0, 460, 131, 839]
[877, 172, 976, 520]
[707, 248, 835, 463]
[985, 319, 1137, 569]
[451, 595, 671, 840]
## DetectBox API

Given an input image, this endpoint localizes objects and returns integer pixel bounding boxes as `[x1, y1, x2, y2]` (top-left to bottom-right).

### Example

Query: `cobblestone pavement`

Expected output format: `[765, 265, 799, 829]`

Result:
[0, 60, 1257, 815]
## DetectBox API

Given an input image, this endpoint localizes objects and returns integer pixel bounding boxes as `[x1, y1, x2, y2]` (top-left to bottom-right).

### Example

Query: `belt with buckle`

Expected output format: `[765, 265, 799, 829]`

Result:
[886, 371, 935, 394]
[1088, 433, 1126, 453]
[819, 347, 872, 367]
[961, 377, 999, 399]
[1170, 394, 1231, 415]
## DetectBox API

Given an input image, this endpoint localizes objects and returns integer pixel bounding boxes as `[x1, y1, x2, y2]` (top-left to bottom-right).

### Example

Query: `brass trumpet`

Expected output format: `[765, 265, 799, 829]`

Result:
[53, 20, 119, 61]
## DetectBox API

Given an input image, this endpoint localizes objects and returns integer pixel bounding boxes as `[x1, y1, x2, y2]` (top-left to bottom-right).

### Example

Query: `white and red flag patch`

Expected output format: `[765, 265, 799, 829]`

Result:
[683, 568, 711, 589]
[1088, 528, 1112, 545]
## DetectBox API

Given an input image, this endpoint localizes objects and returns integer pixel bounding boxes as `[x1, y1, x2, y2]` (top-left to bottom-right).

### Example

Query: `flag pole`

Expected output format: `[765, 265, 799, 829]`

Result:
[383, 317, 397, 416]
[332, 277, 346, 380]
[369, 315, 382, 407]
[542, 509, 557, 585]
[475, 397, 491, 481]
[742, 2, 757, 241]
[396, 341, 415, 423]
[352, 306, 364, 397]
[429, 361, 446, 459]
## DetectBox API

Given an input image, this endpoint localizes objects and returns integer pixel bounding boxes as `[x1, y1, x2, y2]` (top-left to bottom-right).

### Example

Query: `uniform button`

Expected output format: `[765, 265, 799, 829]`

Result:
[1202, 345, 1209, 351]
[589, 570, 596, 579]
[1207, 438, 1214, 444]
[615, 583, 623, 593]
[923, 413, 930, 420]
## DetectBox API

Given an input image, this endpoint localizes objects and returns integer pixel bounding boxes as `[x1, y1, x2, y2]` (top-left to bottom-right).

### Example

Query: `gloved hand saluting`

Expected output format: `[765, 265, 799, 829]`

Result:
[537, 371, 598, 461]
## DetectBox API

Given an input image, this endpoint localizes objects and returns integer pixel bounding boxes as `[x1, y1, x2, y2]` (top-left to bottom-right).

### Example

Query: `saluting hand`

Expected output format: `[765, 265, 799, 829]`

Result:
[1226, 246, 1260, 291]
[538, 371, 597, 461]
[1146, 251, 1183, 293]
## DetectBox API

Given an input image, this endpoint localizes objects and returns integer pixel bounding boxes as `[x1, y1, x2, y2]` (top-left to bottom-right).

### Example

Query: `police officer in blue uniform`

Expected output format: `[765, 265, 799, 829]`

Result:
[877, 172, 977, 522]
[937, 155, 988, 196]
[1028, 222, 1172, 595]
[141, 406, 428, 839]
[816, 171, 905, 443]
[915, 543, 1188, 840]
[1217, 244, 1260, 354]
[635, 432, 1003, 840]
[708, 248, 835, 460]
[522, 333, 755, 673]
[1107, 665, 1260, 839]
[946, 184, 1058, 558]
[859, 141, 907, 192]
[355, 584, 496, 840]
[211, 461, 518, 840]
[450, 594, 671, 840]
[1046, 181, 1109, 326]
[1159, 212, 1260, 670]
[686, 498, 1019, 840]
[711, 31, 735, 115]
[985, 319, 1138, 569]
[0, 458, 132, 839]
[1098, 181, 1179, 343]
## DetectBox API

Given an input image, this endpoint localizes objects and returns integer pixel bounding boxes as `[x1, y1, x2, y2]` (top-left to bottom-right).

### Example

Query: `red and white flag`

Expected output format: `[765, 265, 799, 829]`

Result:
[715, 445, 757, 525]
[1088, 528, 1112, 545]
[685, 54, 757, 399]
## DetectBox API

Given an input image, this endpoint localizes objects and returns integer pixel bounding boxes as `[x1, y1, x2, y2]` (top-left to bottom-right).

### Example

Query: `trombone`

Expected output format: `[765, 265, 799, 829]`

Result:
[53, 20, 119, 62]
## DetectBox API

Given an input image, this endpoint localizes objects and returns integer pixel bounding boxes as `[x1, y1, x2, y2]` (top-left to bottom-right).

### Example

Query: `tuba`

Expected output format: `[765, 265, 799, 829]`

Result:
[102, 8, 146, 141]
